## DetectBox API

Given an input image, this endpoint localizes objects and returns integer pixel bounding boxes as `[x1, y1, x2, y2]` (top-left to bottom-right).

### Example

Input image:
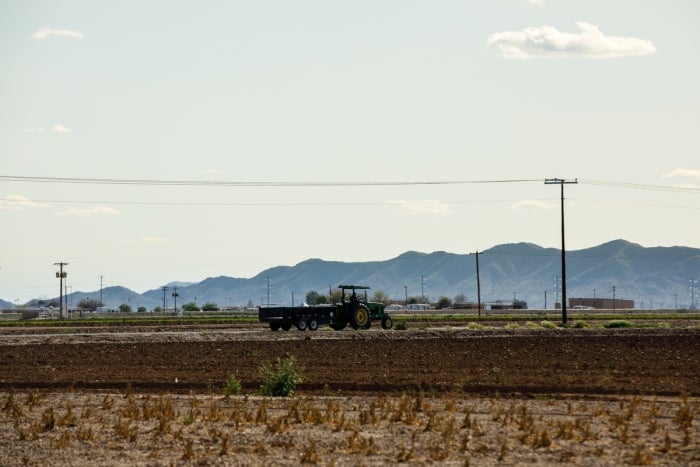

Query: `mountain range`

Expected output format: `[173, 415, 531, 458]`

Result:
[10, 239, 700, 310]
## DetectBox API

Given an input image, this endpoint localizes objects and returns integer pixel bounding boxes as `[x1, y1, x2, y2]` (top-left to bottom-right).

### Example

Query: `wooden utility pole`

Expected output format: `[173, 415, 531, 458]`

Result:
[54, 262, 68, 319]
[544, 178, 577, 325]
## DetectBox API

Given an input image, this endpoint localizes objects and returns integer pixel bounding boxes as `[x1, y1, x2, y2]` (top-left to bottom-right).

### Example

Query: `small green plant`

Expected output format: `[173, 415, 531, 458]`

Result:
[260, 356, 303, 397]
[466, 322, 484, 330]
[540, 320, 557, 329]
[572, 321, 591, 328]
[603, 320, 632, 329]
[224, 375, 242, 395]
[395, 319, 408, 331]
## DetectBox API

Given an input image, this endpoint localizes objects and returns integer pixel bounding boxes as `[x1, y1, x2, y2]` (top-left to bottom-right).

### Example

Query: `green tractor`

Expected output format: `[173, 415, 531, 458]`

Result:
[331, 285, 394, 331]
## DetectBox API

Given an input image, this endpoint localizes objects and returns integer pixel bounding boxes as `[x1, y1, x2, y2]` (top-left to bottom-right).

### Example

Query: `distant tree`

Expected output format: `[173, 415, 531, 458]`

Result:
[202, 302, 219, 311]
[330, 290, 342, 303]
[371, 290, 390, 304]
[183, 302, 199, 312]
[407, 296, 423, 305]
[137, 306, 147, 313]
[437, 296, 452, 309]
[78, 298, 102, 311]
[454, 294, 467, 304]
[118, 303, 132, 313]
[153, 306, 162, 313]
[305, 291, 328, 305]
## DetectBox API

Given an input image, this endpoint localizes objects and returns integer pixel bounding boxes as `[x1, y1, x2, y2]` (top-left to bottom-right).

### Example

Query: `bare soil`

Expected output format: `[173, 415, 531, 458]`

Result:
[1, 324, 698, 465]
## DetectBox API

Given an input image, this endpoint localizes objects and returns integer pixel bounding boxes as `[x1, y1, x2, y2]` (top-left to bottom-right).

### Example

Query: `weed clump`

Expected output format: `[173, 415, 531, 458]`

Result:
[260, 356, 303, 397]
[395, 320, 408, 331]
[223, 375, 242, 396]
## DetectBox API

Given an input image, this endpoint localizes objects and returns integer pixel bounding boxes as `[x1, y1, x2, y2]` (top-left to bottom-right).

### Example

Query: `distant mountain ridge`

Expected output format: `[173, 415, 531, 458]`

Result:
[9, 240, 700, 310]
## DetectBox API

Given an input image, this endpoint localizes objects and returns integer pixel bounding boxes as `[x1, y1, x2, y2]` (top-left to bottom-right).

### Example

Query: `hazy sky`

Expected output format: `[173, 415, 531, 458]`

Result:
[1, 0, 699, 303]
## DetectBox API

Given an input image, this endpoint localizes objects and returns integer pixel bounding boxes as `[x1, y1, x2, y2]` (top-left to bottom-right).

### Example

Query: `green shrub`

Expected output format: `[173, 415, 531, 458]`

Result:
[224, 375, 242, 395]
[395, 319, 408, 331]
[260, 356, 303, 397]
[572, 321, 591, 328]
[603, 320, 632, 329]
[540, 320, 558, 329]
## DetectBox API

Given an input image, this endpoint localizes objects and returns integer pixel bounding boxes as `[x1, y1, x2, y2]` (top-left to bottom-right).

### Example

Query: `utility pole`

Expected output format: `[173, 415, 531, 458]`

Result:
[690, 279, 698, 310]
[172, 287, 179, 314]
[420, 275, 425, 303]
[54, 262, 68, 319]
[100, 275, 104, 307]
[266, 277, 271, 307]
[474, 251, 482, 317]
[545, 178, 577, 325]
[161, 286, 168, 311]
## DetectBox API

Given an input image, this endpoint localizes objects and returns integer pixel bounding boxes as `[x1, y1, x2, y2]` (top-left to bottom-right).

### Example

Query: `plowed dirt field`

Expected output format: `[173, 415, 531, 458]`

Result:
[1, 325, 699, 465]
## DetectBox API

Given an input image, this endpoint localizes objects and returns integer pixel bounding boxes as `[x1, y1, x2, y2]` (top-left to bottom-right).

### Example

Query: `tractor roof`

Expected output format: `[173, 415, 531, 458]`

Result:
[338, 285, 370, 290]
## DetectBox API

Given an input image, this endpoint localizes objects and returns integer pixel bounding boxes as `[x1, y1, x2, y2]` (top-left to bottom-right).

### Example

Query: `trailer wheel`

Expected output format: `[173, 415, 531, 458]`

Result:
[351, 304, 370, 329]
[296, 318, 308, 331]
[381, 316, 393, 330]
[307, 319, 319, 331]
[281, 323, 292, 331]
[269, 322, 281, 331]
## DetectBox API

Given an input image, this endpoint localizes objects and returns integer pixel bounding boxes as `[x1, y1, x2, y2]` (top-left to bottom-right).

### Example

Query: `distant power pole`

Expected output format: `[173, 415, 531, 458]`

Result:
[545, 178, 578, 325]
[474, 251, 482, 317]
[161, 286, 169, 311]
[54, 262, 68, 319]
[100, 275, 104, 307]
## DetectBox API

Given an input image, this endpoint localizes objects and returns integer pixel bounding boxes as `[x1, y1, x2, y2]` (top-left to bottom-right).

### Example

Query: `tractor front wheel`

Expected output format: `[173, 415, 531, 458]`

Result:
[381, 316, 393, 330]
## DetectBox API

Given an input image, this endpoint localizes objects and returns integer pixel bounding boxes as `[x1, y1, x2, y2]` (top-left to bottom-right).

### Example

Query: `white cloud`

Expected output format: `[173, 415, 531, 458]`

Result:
[57, 206, 120, 217]
[123, 235, 174, 244]
[662, 168, 700, 180]
[0, 194, 50, 210]
[487, 22, 656, 59]
[388, 200, 452, 215]
[25, 124, 72, 133]
[31, 28, 84, 40]
[511, 199, 552, 210]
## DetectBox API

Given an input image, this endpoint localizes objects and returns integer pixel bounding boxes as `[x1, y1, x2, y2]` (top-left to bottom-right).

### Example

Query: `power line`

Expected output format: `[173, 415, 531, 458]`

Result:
[579, 179, 700, 193]
[0, 174, 540, 187]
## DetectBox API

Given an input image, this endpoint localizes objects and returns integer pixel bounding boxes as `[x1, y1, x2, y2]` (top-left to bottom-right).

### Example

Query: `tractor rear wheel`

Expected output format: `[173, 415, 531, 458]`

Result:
[351, 304, 370, 329]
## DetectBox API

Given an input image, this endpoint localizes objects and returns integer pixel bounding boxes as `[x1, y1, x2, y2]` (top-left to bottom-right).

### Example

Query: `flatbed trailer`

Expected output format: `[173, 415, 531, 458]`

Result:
[258, 305, 337, 331]
[258, 285, 394, 331]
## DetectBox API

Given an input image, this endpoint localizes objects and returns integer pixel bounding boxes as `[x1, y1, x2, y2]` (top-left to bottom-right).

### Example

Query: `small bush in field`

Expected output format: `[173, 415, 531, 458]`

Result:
[395, 320, 408, 331]
[260, 356, 303, 397]
[224, 375, 242, 396]
[540, 320, 558, 329]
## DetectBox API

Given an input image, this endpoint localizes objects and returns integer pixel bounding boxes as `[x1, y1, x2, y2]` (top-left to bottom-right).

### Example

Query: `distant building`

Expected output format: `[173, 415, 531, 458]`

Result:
[569, 298, 634, 310]
[489, 300, 528, 310]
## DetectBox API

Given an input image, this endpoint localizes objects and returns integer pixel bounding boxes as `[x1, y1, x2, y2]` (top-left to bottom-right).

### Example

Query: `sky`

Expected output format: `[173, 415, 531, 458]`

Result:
[1, 0, 699, 304]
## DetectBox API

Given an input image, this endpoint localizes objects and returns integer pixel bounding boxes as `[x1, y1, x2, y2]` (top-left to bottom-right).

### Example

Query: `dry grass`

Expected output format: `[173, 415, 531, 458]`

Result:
[1, 390, 698, 465]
